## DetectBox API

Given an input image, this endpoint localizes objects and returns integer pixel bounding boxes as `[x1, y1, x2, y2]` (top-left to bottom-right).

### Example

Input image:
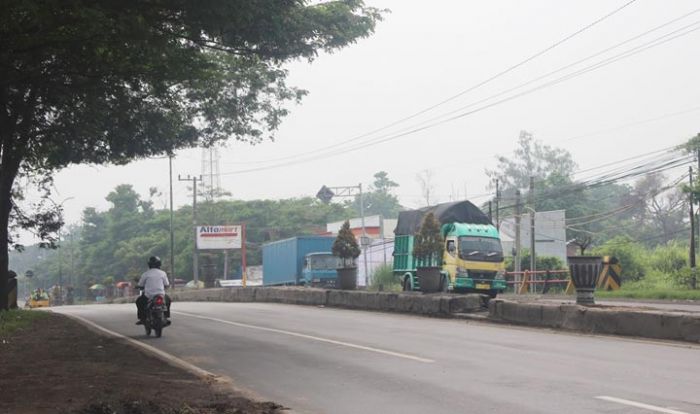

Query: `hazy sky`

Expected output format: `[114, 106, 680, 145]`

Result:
[44, 0, 700, 239]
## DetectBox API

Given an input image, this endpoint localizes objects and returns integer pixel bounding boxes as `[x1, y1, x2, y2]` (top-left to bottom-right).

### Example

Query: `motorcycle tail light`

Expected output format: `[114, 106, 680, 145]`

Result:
[155, 296, 164, 305]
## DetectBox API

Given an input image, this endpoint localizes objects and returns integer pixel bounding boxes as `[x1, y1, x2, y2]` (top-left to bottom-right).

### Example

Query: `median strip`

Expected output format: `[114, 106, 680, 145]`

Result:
[174, 310, 435, 363]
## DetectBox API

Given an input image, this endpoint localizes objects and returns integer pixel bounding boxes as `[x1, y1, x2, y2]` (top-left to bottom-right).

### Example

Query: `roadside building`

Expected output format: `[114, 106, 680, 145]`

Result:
[325, 215, 397, 240]
[325, 215, 398, 286]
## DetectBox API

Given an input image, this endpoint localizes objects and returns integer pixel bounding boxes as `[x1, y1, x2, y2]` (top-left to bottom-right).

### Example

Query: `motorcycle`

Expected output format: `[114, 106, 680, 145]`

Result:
[138, 289, 169, 338]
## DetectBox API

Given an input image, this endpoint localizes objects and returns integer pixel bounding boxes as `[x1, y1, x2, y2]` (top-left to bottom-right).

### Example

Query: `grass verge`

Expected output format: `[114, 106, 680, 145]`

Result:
[597, 288, 700, 301]
[0, 309, 48, 337]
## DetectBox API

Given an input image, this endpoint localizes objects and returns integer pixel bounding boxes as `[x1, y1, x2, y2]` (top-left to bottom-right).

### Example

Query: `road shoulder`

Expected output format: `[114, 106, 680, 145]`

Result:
[0, 310, 285, 414]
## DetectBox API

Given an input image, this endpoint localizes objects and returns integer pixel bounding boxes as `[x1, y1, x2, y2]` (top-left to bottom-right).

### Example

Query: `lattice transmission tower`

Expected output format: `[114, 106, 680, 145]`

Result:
[200, 146, 222, 201]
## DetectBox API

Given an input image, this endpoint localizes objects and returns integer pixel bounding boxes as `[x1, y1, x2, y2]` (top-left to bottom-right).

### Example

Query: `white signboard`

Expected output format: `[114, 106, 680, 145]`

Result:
[196, 225, 242, 250]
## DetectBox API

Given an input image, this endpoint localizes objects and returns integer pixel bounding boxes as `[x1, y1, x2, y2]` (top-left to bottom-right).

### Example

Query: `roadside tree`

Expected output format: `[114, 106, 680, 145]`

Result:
[0, 1, 383, 309]
[351, 171, 402, 219]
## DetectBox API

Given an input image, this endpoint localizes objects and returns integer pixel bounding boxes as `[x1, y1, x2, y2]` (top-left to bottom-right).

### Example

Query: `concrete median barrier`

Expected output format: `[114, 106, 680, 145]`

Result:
[489, 299, 700, 343]
[110, 289, 699, 343]
[127, 287, 486, 317]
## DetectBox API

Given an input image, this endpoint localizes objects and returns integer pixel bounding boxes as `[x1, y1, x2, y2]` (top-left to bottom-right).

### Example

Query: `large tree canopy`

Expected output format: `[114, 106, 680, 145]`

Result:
[351, 171, 402, 219]
[485, 130, 577, 192]
[487, 131, 690, 252]
[0, 0, 383, 309]
[11, 184, 350, 296]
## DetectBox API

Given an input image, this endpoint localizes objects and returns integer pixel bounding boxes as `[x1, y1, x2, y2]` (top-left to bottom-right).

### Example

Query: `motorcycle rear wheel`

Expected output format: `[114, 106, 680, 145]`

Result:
[152, 316, 163, 338]
[144, 325, 151, 336]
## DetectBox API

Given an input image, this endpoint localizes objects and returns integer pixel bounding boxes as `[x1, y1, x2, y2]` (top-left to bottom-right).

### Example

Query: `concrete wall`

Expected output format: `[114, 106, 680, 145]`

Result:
[115, 287, 486, 317]
[489, 299, 700, 343]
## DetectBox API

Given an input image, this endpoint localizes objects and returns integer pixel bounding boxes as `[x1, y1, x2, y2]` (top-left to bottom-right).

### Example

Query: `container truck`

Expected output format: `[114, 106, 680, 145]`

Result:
[262, 236, 339, 286]
[394, 200, 507, 297]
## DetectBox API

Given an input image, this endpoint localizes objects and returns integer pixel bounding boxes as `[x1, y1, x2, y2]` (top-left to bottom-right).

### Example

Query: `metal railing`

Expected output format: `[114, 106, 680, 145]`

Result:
[505, 270, 570, 294]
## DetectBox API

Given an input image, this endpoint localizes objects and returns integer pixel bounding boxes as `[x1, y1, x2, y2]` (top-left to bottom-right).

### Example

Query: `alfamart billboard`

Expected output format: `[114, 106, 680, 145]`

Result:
[196, 225, 243, 250]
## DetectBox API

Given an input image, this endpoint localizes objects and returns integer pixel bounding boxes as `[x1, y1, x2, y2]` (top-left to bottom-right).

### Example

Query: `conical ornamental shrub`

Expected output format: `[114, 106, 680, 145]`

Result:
[413, 212, 444, 268]
[333, 220, 361, 268]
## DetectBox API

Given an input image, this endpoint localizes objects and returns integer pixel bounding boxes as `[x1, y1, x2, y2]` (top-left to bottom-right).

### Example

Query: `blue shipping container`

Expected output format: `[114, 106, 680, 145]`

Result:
[262, 236, 335, 286]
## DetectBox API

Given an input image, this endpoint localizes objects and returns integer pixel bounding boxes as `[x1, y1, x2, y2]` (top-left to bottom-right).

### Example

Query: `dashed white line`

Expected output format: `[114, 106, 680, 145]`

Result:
[173, 310, 435, 363]
[596, 396, 689, 414]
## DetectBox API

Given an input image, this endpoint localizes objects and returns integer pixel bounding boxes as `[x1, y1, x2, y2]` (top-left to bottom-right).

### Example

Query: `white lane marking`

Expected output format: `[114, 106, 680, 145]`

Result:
[174, 310, 435, 363]
[595, 396, 689, 414]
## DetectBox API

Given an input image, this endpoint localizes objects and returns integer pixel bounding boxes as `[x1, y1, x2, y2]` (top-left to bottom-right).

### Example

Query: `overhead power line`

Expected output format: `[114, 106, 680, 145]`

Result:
[572, 145, 680, 177]
[356, 0, 641, 136]
[494, 152, 693, 211]
[475, 145, 686, 204]
[393, 16, 700, 141]
[565, 173, 688, 226]
[363, 19, 700, 155]
[499, 171, 687, 223]
[225, 0, 641, 167]
[558, 105, 700, 143]
[219, 15, 700, 176]
[432, 145, 691, 210]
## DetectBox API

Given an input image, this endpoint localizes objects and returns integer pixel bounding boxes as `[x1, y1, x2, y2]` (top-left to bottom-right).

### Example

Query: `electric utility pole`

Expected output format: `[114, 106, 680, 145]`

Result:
[495, 179, 500, 230]
[179, 174, 202, 284]
[529, 176, 536, 281]
[514, 190, 522, 276]
[690, 167, 696, 289]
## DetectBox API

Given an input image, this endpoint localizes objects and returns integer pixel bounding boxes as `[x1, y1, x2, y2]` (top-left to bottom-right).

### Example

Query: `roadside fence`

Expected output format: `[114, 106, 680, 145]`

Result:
[505, 270, 570, 294]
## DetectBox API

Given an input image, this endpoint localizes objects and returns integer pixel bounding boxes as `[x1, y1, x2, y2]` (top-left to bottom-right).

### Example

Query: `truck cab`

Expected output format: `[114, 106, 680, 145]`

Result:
[441, 223, 506, 295]
[302, 252, 340, 287]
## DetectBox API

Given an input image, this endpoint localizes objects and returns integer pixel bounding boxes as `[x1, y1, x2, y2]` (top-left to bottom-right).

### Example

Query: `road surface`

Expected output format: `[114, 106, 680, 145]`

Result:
[54, 302, 700, 414]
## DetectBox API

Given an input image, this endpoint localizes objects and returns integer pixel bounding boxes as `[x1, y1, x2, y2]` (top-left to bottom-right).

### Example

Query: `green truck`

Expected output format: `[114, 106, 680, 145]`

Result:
[393, 200, 507, 297]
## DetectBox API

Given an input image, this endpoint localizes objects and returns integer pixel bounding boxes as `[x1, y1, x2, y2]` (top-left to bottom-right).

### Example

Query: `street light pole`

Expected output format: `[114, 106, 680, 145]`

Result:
[359, 183, 369, 286]
[179, 174, 202, 284]
[58, 230, 63, 306]
[529, 177, 536, 292]
[53, 196, 75, 305]
[69, 231, 75, 288]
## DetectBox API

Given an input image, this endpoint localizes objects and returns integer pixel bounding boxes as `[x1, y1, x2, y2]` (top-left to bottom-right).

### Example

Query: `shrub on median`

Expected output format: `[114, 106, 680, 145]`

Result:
[369, 264, 401, 292]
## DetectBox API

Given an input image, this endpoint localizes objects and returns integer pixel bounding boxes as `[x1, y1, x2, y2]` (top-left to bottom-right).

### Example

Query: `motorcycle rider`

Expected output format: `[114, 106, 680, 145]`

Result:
[135, 256, 171, 325]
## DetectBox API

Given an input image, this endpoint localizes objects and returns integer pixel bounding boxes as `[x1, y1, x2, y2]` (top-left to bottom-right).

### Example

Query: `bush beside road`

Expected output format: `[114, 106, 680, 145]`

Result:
[0, 310, 284, 414]
[596, 288, 700, 301]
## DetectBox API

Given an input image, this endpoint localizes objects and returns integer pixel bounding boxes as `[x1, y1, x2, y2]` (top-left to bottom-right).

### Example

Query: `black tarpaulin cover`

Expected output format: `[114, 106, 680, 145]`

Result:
[394, 200, 492, 235]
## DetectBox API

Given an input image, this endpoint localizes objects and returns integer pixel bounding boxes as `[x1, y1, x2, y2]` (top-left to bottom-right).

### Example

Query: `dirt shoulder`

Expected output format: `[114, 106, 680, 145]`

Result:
[0, 311, 285, 414]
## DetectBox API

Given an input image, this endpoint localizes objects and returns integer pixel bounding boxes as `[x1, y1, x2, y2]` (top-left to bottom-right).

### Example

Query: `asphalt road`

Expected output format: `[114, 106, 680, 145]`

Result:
[54, 303, 700, 414]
